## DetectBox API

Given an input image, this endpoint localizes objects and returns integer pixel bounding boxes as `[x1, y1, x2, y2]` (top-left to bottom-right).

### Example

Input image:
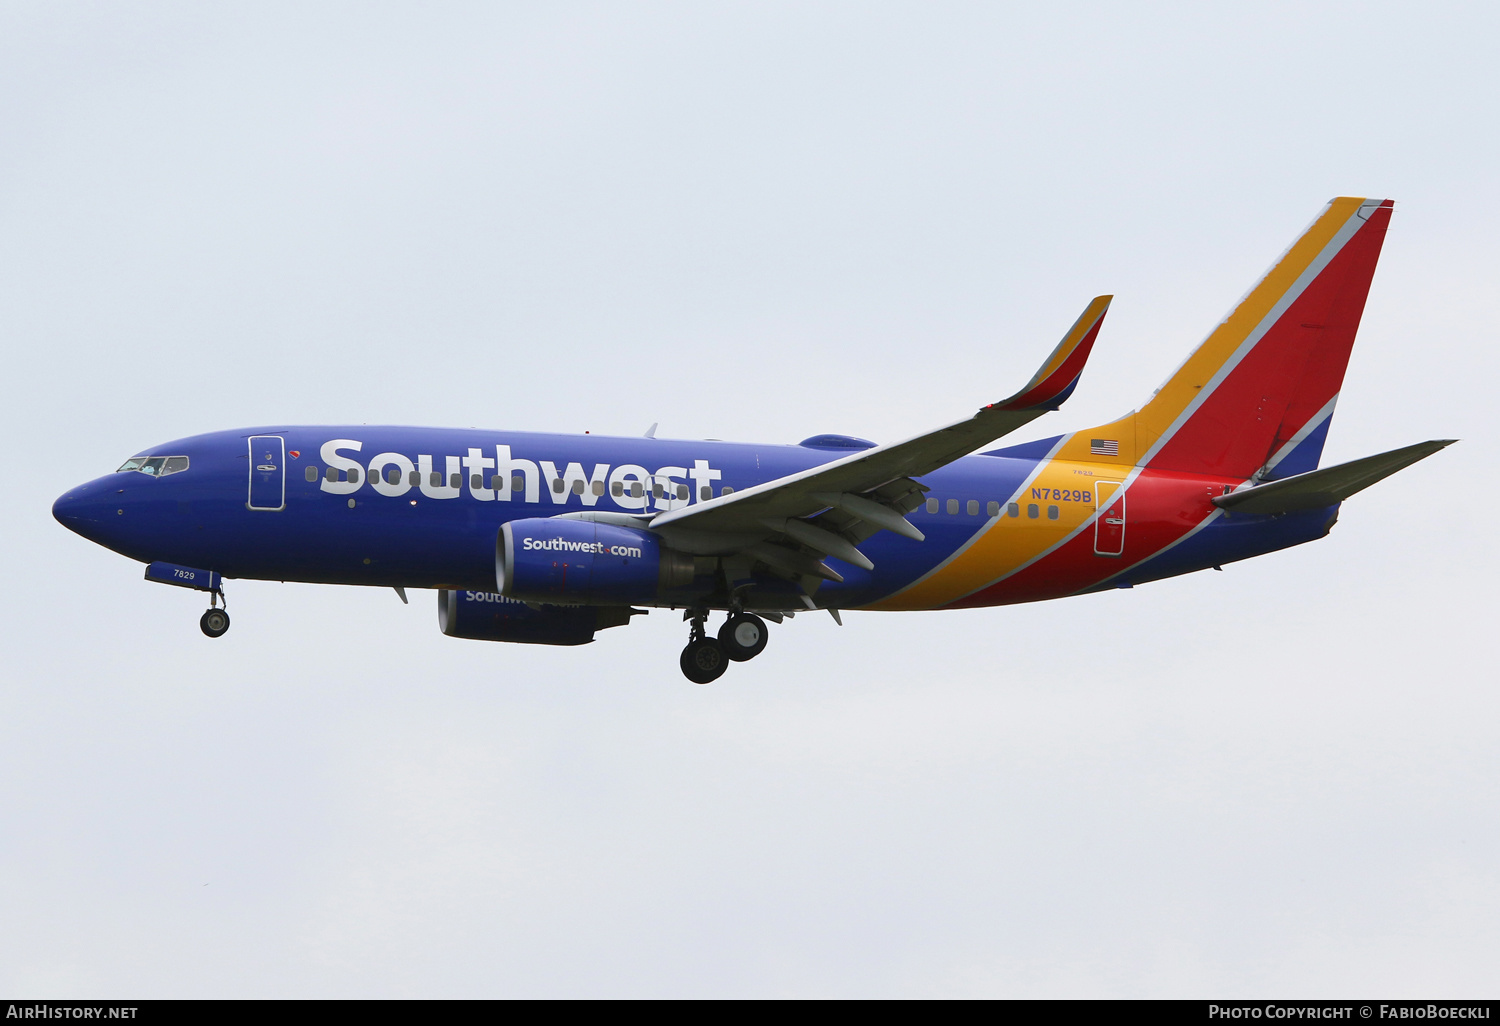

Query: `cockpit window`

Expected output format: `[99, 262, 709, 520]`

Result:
[116, 455, 189, 477]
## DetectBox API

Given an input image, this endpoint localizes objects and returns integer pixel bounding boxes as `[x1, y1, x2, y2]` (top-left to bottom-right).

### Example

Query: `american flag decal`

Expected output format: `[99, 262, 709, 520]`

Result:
[1090, 438, 1119, 456]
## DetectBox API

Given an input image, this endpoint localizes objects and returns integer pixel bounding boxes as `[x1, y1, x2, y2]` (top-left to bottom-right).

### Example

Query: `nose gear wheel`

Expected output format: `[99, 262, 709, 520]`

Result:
[200, 608, 230, 638]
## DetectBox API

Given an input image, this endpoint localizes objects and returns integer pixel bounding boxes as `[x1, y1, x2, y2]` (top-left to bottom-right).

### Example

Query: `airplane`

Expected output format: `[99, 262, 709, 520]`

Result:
[53, 196, 1454, 683]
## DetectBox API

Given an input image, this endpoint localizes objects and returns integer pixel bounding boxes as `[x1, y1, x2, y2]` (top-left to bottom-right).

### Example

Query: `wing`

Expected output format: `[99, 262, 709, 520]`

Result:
[648, 296, 1112, 583]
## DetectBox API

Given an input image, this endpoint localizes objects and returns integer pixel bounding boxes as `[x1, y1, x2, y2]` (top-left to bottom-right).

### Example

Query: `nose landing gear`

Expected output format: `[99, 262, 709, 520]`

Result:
[199, 587, 230, 638]
[679, 610, 770, 683]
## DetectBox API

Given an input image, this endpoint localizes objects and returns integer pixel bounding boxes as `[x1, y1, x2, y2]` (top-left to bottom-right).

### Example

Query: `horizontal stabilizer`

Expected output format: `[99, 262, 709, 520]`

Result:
[1213, 439, 1456, 515]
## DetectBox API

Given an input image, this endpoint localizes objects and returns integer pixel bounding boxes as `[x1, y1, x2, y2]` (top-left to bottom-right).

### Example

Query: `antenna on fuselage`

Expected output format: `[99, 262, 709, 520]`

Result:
[643, 422, 658, 438]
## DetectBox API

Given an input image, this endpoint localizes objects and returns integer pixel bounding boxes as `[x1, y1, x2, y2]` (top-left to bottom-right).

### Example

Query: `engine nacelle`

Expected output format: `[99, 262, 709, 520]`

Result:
[498, 518, 694, 605]
[438, 589, 636, 646]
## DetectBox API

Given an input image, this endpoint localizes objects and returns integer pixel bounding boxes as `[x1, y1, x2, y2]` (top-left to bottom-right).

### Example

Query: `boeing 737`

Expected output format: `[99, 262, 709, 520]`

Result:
[53, 197, 1453, 682]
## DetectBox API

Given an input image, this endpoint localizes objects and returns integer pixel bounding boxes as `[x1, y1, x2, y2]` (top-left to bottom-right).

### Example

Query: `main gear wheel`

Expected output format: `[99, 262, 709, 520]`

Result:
[718, 613, 768, 662]
[680, 637, 728, 684]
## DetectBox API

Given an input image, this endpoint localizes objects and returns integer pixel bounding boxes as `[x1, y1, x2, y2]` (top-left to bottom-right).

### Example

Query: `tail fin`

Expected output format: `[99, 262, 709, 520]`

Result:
[1062, 197, 1394, 479]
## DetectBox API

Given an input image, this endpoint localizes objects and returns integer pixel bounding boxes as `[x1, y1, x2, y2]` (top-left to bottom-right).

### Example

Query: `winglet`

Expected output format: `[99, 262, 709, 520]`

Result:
[991, 295, 1112, 412]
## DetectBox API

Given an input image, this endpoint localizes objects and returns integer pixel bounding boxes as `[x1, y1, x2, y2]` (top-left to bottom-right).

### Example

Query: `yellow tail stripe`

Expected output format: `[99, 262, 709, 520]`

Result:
[1052, 197, 1368, 470]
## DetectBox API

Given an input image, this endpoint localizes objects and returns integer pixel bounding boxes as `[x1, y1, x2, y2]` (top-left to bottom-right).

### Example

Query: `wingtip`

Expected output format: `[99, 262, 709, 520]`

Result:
[991, 295, 1110, 412]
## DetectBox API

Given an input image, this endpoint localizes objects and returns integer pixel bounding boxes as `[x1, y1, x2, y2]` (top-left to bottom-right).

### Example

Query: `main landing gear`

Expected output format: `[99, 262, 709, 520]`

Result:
[680, 610, 769, 684]
[199, 588, 230, 638]
[719, 613, 768, 661]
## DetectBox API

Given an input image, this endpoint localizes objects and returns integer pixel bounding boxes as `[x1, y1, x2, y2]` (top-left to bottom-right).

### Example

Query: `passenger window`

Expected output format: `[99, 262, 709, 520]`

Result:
[386, 468, 401, 485]
[612, 481, 624, 497]
[324, 467, 337, 482]
[429, 472, 442, 487]
[926, 498, 939, 514]
[1047, 505, 1059, 520]
[408, 470, 420, 486]
[304, 466, 317, 482]
[347, 468, 360, 484]
[722, 486, 733, 496]
[946, 499, 958, 514]
[161, 456, 189, 476]
[1027, 504, 1039, 518]
[677, 484, 689, 500]
[1007, 502, 1019, 517]
[653, 483, 664, 498]
[512, 476, 525, 492]
[967, 500, 979, 515]
[451, 473, 463, 489]
[700, 486, 712, 501]
[471, 475, 483, 489]
[630, 483, 644, 498]
[593, 481, 605, 496]
[987, 501, 999, 517]
[572, 480, 585, 495]
[552, 478, 565, 493]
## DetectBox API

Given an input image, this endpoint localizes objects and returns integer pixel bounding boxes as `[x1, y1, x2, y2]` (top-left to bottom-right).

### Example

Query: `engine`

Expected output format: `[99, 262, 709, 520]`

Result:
[497, 517, 694, 605]
[437, 588, 637, 646]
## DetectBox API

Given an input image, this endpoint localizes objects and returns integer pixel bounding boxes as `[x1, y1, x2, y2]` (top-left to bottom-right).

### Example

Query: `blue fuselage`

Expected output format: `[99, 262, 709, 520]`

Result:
[53, 425, 1336, 612]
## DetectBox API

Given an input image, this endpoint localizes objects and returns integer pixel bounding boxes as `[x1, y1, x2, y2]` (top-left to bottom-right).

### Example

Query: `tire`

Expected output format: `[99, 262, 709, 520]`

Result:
[679, 638, 728, 684]
[718, 613, 768, 662]
[200, 608, 231, 638]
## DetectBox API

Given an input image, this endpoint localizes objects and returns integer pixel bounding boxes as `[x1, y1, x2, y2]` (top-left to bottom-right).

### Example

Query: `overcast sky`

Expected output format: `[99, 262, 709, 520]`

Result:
[2, 1, 1497, 998]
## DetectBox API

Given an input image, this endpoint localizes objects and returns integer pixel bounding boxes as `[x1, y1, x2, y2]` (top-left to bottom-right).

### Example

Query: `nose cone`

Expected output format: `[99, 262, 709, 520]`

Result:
[53, 488, 93, 533]
[53, 477, 125, 546]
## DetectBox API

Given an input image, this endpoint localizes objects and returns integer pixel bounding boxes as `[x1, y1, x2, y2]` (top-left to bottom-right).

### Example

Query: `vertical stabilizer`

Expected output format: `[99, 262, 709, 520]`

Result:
[1061, 197, 1393, 479]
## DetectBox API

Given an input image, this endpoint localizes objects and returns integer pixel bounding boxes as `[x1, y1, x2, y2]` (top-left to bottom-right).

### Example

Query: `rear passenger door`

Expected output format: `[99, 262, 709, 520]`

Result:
[1093, 480, 1125, 556]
